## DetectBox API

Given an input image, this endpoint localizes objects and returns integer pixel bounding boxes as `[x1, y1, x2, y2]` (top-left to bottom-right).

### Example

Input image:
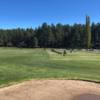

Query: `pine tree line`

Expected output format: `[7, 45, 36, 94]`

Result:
[0, 16, 100, 49]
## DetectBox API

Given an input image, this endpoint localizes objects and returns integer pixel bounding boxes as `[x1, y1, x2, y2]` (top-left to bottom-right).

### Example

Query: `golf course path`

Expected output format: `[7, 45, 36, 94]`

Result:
[0, 80, 100, 100]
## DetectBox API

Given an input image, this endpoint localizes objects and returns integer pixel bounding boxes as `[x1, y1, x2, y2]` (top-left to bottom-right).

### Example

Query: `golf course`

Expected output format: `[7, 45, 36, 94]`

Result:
[0, 0, 100, 99]
[0, 47, 100, 87]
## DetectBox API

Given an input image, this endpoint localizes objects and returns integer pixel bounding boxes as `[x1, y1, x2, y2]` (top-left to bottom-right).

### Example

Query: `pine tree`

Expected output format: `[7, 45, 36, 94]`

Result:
[34, 37, 38, 48]
[86, 16, 91, 49]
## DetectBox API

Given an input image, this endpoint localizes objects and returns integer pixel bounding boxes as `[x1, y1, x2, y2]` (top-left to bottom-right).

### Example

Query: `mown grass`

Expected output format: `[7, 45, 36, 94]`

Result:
[0, 47, 100, 86]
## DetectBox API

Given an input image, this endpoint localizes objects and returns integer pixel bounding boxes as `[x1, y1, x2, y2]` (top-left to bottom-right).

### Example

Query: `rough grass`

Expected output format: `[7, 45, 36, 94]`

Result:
[0, 47, 100, 86]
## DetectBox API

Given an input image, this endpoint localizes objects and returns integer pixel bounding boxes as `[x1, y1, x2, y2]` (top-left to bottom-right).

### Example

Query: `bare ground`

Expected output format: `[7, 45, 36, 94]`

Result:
[0, 80, 100, 100]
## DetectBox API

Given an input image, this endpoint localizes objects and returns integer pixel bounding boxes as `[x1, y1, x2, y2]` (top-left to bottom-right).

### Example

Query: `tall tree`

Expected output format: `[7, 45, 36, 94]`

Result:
[86, 16, 91, 49]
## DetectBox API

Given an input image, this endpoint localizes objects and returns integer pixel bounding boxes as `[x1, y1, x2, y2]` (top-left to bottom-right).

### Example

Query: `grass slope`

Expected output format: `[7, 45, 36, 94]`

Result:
[0, 48, 100, 86]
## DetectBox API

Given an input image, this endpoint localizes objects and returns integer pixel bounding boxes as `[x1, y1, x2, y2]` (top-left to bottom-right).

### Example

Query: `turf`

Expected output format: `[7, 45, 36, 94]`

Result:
[0, 47, 100, 86]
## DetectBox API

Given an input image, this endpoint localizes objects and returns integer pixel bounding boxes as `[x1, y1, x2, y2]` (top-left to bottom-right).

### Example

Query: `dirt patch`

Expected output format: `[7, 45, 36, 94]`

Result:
[0, 80, 100, 100]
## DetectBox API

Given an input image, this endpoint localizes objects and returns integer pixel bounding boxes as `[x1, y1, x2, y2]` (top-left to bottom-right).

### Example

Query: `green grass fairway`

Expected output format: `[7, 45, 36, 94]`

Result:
[0, 48, 100, 86]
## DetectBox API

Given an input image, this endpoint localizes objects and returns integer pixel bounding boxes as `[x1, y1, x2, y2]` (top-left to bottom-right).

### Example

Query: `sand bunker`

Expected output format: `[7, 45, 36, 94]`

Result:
[0, 80, 100, 100]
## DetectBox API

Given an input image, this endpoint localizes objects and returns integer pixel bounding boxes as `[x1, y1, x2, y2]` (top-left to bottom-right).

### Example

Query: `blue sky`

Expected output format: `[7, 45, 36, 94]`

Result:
[0, 0, 100, 29]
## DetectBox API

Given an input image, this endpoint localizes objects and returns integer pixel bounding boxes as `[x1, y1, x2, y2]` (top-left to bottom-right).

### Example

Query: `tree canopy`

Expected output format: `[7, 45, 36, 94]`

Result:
[0, 16, 100, 49]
